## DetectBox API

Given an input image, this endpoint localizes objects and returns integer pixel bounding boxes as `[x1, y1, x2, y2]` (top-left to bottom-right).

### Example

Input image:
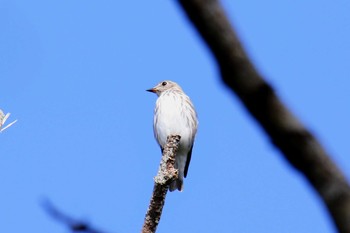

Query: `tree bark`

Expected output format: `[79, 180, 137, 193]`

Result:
[142, 135, 181, 233]
[177, 0, 350, 232]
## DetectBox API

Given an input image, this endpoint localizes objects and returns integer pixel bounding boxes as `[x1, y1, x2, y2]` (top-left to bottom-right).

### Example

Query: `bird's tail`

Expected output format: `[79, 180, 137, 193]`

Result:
[169, 178, 183, 192]
[169, 153, 186, 192]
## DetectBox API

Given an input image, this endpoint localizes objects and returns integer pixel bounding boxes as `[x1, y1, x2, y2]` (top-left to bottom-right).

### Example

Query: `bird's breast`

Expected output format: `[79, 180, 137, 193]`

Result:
[154, 94, 194, 148]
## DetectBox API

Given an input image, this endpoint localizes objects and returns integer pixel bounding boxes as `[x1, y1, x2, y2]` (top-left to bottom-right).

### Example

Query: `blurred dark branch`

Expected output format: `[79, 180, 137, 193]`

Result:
[142, 135, 181, 233]
[177, 0, 350, 232]
[43, 199, 109, 233]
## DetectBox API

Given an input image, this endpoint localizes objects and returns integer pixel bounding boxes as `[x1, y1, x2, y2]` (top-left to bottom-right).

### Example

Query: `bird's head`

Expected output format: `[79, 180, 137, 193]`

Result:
[146, 80, 182, 96]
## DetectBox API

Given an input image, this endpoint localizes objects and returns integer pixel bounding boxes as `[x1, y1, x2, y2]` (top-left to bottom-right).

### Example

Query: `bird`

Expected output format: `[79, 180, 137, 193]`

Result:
[147, 80, 198, 192]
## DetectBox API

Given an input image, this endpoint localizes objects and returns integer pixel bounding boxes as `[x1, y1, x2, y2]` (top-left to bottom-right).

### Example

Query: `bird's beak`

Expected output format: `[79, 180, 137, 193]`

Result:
[146, 88, 156, 93]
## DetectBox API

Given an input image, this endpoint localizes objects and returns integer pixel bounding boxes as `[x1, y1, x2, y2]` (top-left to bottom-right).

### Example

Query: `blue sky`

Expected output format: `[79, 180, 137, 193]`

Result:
[1, 1, 350, 232]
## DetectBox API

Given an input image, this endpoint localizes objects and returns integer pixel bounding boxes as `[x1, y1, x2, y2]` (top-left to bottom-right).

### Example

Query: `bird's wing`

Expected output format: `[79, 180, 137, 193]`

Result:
[184, 144, 193, 178]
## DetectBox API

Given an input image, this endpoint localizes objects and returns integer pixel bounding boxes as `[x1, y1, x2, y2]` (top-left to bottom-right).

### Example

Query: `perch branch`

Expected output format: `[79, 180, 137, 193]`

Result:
[142, 135, 181, 233]
[177, 0, 350, 232]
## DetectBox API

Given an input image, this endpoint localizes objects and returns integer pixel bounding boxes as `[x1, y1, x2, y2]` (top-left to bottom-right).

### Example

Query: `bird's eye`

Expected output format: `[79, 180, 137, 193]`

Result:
[162, 81, 167, 86]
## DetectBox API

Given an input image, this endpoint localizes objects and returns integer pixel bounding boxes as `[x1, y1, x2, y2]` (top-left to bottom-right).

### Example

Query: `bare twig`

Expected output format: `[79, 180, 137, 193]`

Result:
[0, 109, 17, 132]
[177, 0, 350, 232]
[142, 135, 181, 233]
[42, 199, 109, 233]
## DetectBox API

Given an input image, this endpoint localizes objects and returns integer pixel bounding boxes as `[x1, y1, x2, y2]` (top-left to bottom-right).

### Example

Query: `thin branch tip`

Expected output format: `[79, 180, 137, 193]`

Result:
[42, 198, 109, 233]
